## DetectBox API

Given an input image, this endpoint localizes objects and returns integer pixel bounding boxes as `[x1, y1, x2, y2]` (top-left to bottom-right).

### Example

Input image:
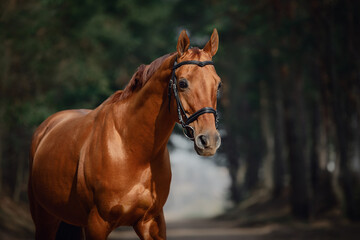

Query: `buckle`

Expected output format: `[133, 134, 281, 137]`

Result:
[183, 125, 195, 140]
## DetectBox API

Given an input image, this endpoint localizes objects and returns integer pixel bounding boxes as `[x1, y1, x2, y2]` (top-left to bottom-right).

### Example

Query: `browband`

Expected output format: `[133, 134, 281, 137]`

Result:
[173, 60, 214, 70]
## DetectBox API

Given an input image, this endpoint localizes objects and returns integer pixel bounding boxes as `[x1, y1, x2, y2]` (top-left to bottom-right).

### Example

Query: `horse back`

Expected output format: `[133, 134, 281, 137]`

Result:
[30, 109, 91, 162]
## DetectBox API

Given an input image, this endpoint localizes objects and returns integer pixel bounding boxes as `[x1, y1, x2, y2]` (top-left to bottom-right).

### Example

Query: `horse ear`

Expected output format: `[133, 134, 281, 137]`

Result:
[203, 28, 219, 57]
[177, 30, 190, 57]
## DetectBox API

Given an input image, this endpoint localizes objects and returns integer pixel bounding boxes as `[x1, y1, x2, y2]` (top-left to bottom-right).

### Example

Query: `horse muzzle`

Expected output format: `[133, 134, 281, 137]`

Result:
[194, 131, 221, 156]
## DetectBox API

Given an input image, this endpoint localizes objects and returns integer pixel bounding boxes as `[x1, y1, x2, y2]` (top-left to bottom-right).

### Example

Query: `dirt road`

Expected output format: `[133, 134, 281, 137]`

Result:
[108, 218, 360, 240]
[109, 220, 270, 240]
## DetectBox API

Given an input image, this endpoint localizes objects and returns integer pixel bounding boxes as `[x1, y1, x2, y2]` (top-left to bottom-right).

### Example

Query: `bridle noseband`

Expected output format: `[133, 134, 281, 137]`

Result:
[168, 58, 218, 140]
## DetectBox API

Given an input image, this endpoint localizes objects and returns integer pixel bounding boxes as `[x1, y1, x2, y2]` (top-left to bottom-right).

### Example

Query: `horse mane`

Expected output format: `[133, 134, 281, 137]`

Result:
[110, 53, 175, 103]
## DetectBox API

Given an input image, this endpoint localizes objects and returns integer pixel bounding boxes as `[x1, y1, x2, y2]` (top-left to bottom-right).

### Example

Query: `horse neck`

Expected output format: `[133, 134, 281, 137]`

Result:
[110, 68, 177, 161]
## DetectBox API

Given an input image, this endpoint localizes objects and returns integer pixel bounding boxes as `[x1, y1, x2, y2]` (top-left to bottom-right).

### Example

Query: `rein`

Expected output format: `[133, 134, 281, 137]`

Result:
[168, 58, 218, 140]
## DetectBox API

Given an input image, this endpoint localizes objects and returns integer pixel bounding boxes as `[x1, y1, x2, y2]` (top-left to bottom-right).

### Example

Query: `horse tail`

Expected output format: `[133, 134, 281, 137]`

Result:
[56, 221, 84, 240]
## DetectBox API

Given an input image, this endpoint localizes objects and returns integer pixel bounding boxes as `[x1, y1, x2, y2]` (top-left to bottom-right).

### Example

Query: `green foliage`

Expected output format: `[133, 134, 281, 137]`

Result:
[1, 0, 359, 221]
[0, 0, 178, 198]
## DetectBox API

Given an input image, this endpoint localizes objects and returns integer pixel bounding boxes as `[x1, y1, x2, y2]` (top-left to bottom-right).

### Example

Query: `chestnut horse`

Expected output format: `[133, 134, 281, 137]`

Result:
[28, 29, 221, 240]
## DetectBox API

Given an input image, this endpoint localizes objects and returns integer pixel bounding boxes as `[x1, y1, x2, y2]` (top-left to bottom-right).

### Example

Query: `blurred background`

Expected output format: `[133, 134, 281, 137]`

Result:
[1, 0, 360, 239]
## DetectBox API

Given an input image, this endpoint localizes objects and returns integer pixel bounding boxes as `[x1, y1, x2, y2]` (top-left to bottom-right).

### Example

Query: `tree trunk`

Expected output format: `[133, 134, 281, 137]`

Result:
[223, 133, 242, 203]
[0, 115, 2, 194]
[283, 66, 311, 219]
[320, 3, 360, 219]
[260, 80, 275, 191]
[310, 99, 337, 215]
[244, 144, 262, 192]
[272, 62, 286, 198]
[13, 151, 25, 202]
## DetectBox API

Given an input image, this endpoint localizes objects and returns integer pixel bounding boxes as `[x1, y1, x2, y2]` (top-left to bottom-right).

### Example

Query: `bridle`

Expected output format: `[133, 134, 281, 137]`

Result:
[168, 57, 218, 140]
[168, 58, 218, 140]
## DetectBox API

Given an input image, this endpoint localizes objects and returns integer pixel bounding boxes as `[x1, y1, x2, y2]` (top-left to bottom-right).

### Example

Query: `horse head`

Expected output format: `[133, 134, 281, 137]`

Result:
[171, 29, 221, 156]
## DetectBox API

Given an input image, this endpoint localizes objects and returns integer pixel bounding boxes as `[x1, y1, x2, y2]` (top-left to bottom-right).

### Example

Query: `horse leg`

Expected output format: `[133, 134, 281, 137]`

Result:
[29, 201, 61, 240]
[84, 208, 110, 240]
[28, 183, 60, 240]
[133, 210, 166, 240]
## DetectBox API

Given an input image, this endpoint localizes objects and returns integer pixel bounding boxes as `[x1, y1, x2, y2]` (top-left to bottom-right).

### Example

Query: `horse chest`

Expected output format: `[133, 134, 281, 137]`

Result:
[123, 183, 154, 212]
[98, 168, 166, 225]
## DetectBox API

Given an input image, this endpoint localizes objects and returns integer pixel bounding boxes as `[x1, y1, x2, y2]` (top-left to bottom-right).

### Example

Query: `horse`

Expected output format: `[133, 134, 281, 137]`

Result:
[28, 29, 221, 240]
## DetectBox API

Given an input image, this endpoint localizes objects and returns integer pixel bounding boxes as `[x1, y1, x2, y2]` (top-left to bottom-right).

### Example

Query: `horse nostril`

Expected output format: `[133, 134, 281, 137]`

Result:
[196, 134, 210, 149]
[200, 135, 208, 146]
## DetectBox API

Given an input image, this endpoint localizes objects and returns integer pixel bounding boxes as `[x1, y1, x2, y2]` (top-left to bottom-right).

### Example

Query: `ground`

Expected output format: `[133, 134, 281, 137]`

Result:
[0, 197, 34, 240]
[109, 218, 360, 240]
[1, 196, 360, 240]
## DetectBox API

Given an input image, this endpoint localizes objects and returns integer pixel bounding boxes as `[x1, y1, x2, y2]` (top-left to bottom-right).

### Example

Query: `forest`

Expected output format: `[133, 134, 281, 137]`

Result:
[1, 0, 360, 237]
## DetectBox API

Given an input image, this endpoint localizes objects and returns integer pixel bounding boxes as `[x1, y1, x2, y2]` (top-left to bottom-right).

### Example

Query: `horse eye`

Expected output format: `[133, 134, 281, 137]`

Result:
[217, 82, 222, 90]
[179, 79, 189, 89]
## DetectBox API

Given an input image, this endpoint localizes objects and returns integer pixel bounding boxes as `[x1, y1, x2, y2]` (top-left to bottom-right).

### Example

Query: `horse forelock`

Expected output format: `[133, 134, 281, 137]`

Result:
[188, 47, 201, 58]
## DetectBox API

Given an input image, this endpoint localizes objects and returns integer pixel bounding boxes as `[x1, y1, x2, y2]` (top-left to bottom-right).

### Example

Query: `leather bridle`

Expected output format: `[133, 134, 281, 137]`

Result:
[168, 58, 218, 140]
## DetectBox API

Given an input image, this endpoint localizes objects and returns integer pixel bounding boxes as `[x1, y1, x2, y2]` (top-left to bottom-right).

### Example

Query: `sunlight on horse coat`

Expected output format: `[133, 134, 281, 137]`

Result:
[28, 29, 221, 240]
